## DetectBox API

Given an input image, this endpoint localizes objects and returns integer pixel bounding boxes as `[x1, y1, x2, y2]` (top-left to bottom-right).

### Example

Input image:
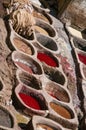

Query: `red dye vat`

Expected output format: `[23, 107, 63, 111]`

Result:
[78, 53, 86, 65]
[19, 93, 41, 110]
[15, 61, 33, 74]
[37, 52, 58, 67]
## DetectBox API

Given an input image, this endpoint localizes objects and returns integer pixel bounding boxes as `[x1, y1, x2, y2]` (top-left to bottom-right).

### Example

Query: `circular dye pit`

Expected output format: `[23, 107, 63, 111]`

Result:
[44, 67, 65, 85]
[17, 70, 42, 90]
[50, 102, 72, 119]
[12, 51, 43, 75]
[36, 34, 58, 52]
[13, 38, 33, 55]
[19, 92, 41, 110]
[0, 108, 13, 128]
[45, 83, 70, 103]
[18, 86, 48, 111]
[37, 52, 59, 67]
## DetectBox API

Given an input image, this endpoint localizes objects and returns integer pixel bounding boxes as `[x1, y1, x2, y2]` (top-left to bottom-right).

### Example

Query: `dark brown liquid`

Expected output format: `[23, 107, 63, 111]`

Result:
[50, 102, 71, 119]
[13, 38, 32, 55]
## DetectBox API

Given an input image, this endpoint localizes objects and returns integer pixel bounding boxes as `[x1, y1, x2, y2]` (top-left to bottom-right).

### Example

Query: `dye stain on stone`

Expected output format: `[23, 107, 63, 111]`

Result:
[50, 102, 72, 119]
[78, 53, 86, 65]
[37, 52, 58, 67]
[0, 108, 13, 128]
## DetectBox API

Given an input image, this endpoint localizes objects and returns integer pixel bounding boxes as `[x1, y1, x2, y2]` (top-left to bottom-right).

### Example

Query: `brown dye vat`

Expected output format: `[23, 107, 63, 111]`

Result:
[0, 108, 13, 128]
[37, 124, 55, 130]
[33, 11, 50, 23]
[50, 102, 71, 119]
[13, 38, 32, 55]
[45, 84, 69, 103]
[34, 25, 49, 36]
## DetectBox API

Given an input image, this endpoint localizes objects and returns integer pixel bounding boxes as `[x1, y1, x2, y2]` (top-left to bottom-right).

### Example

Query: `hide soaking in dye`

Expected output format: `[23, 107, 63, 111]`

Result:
[19, 93, 41, 110]
[50, 102, 71, 119]
[37, 124, 56, 130]
[78, 53, 86, 65]
[13, 38, 32, 55]
[37, 52, 58, 67]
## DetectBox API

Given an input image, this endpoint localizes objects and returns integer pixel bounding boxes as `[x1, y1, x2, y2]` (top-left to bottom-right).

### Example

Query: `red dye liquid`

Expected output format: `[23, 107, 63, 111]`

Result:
[19, 93, 41, 110]
[48, 93, 61, 101]
[37, 52, 58, 67]
[15, 61, 33, 74]
[78, 53, 86, 65]
[49, 93, 56, 98]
